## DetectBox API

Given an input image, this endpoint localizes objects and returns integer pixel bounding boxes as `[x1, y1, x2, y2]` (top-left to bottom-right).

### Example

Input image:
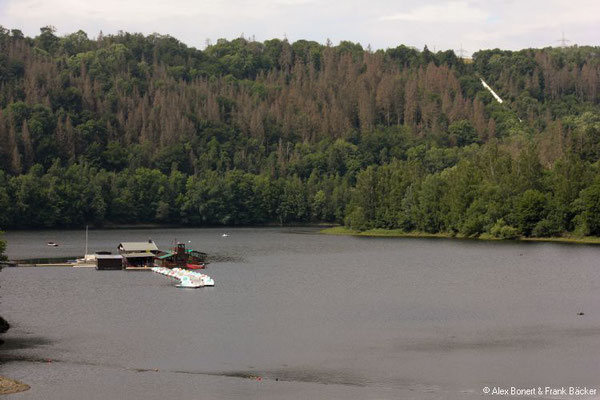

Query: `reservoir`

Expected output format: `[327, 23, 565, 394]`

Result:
[1, 227, 600, 399]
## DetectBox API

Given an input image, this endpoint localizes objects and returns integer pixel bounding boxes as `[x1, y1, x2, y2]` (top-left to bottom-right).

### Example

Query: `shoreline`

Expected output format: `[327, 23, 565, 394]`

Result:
[3, 222, 336, 233]
[0, 376, 30, 395]
[320, 226, 600, 245]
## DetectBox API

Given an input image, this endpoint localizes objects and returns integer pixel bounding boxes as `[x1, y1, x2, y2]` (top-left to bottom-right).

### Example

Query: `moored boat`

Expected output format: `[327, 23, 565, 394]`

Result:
[175, 276, 203, 289]
[76, 254, 96, 264]
[151, 266, 214, 288]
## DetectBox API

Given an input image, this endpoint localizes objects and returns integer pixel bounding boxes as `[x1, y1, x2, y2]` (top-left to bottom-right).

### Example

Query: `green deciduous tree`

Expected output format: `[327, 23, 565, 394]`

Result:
[516, 189, 548, 236]
[448, 120, 478, 147]
[573, 181, 600, 236]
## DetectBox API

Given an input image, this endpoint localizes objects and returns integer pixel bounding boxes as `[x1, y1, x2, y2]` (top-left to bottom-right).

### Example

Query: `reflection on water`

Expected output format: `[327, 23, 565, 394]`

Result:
[0, 336, 53, 352]
[2, 227, 600, 399]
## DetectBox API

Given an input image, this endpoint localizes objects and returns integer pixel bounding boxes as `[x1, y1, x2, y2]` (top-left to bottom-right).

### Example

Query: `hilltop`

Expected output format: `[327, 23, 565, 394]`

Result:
[0, 27, 599, 239]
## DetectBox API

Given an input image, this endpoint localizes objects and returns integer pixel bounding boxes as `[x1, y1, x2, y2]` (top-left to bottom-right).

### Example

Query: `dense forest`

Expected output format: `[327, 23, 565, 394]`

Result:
[0, 26, 599, 238]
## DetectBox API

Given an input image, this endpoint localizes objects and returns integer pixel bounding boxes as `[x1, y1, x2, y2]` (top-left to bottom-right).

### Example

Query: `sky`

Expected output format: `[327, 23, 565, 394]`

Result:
[0, 0, 598, 55]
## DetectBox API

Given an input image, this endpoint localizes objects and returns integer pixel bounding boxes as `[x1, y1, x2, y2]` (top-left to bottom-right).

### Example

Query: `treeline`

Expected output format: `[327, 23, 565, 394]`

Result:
[346, 145, 600, 237]
[0, 27, 599, 237]
[0, 160, 348, 228]
[3, 137, 600, 238]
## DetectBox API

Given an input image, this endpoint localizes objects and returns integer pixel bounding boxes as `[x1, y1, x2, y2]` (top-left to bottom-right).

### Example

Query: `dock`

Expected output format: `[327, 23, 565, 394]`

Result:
[11, 240, 207, 273]
[17, 263, 76, 267]
[15, 263, 151, 269]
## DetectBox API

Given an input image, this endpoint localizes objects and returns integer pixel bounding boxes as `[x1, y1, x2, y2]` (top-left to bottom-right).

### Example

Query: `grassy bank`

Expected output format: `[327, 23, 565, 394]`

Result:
[320, 226, 600, 244]
[321, 226, 453, 239]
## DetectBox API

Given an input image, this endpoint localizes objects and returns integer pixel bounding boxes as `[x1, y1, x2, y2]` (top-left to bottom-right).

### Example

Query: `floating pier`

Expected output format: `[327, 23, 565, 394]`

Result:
[15, 263, 79, 268]
[151, 266, 214, 288]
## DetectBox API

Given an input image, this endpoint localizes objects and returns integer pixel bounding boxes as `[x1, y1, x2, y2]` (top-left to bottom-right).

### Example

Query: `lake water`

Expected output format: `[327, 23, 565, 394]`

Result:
[1, 228, 600, 399]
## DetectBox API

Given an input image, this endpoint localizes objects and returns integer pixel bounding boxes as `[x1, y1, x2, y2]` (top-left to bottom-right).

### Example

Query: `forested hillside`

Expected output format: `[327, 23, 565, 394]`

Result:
[0, 26, 599, 238]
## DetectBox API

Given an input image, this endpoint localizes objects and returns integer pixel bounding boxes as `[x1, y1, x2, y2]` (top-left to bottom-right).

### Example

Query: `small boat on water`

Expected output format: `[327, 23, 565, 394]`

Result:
[47, 242, 58, 247]
[176, 276, 203, 289]
[186, 263, 205, 269]
[76, 254, 96, 264]
[152, 266, 214, 288]
[222, 234, 229, 237]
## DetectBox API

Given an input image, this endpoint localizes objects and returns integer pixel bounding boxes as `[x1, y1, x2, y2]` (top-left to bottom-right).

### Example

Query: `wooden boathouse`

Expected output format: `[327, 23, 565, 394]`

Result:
[117, 240, 160, 267]
[96, 254, 124, 270]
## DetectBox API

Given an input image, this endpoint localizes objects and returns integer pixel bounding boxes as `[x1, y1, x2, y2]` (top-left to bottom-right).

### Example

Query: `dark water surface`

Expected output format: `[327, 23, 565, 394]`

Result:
[1, 228, 600, 399]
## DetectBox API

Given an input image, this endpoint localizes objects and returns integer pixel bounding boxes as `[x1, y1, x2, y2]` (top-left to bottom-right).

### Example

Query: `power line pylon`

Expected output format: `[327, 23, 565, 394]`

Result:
[457, 44, 468, 59]
[557, 31, 571, 48]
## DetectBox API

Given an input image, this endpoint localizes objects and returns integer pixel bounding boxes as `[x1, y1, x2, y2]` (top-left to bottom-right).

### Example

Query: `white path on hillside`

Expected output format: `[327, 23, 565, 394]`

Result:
[480, 78, 503, 104]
